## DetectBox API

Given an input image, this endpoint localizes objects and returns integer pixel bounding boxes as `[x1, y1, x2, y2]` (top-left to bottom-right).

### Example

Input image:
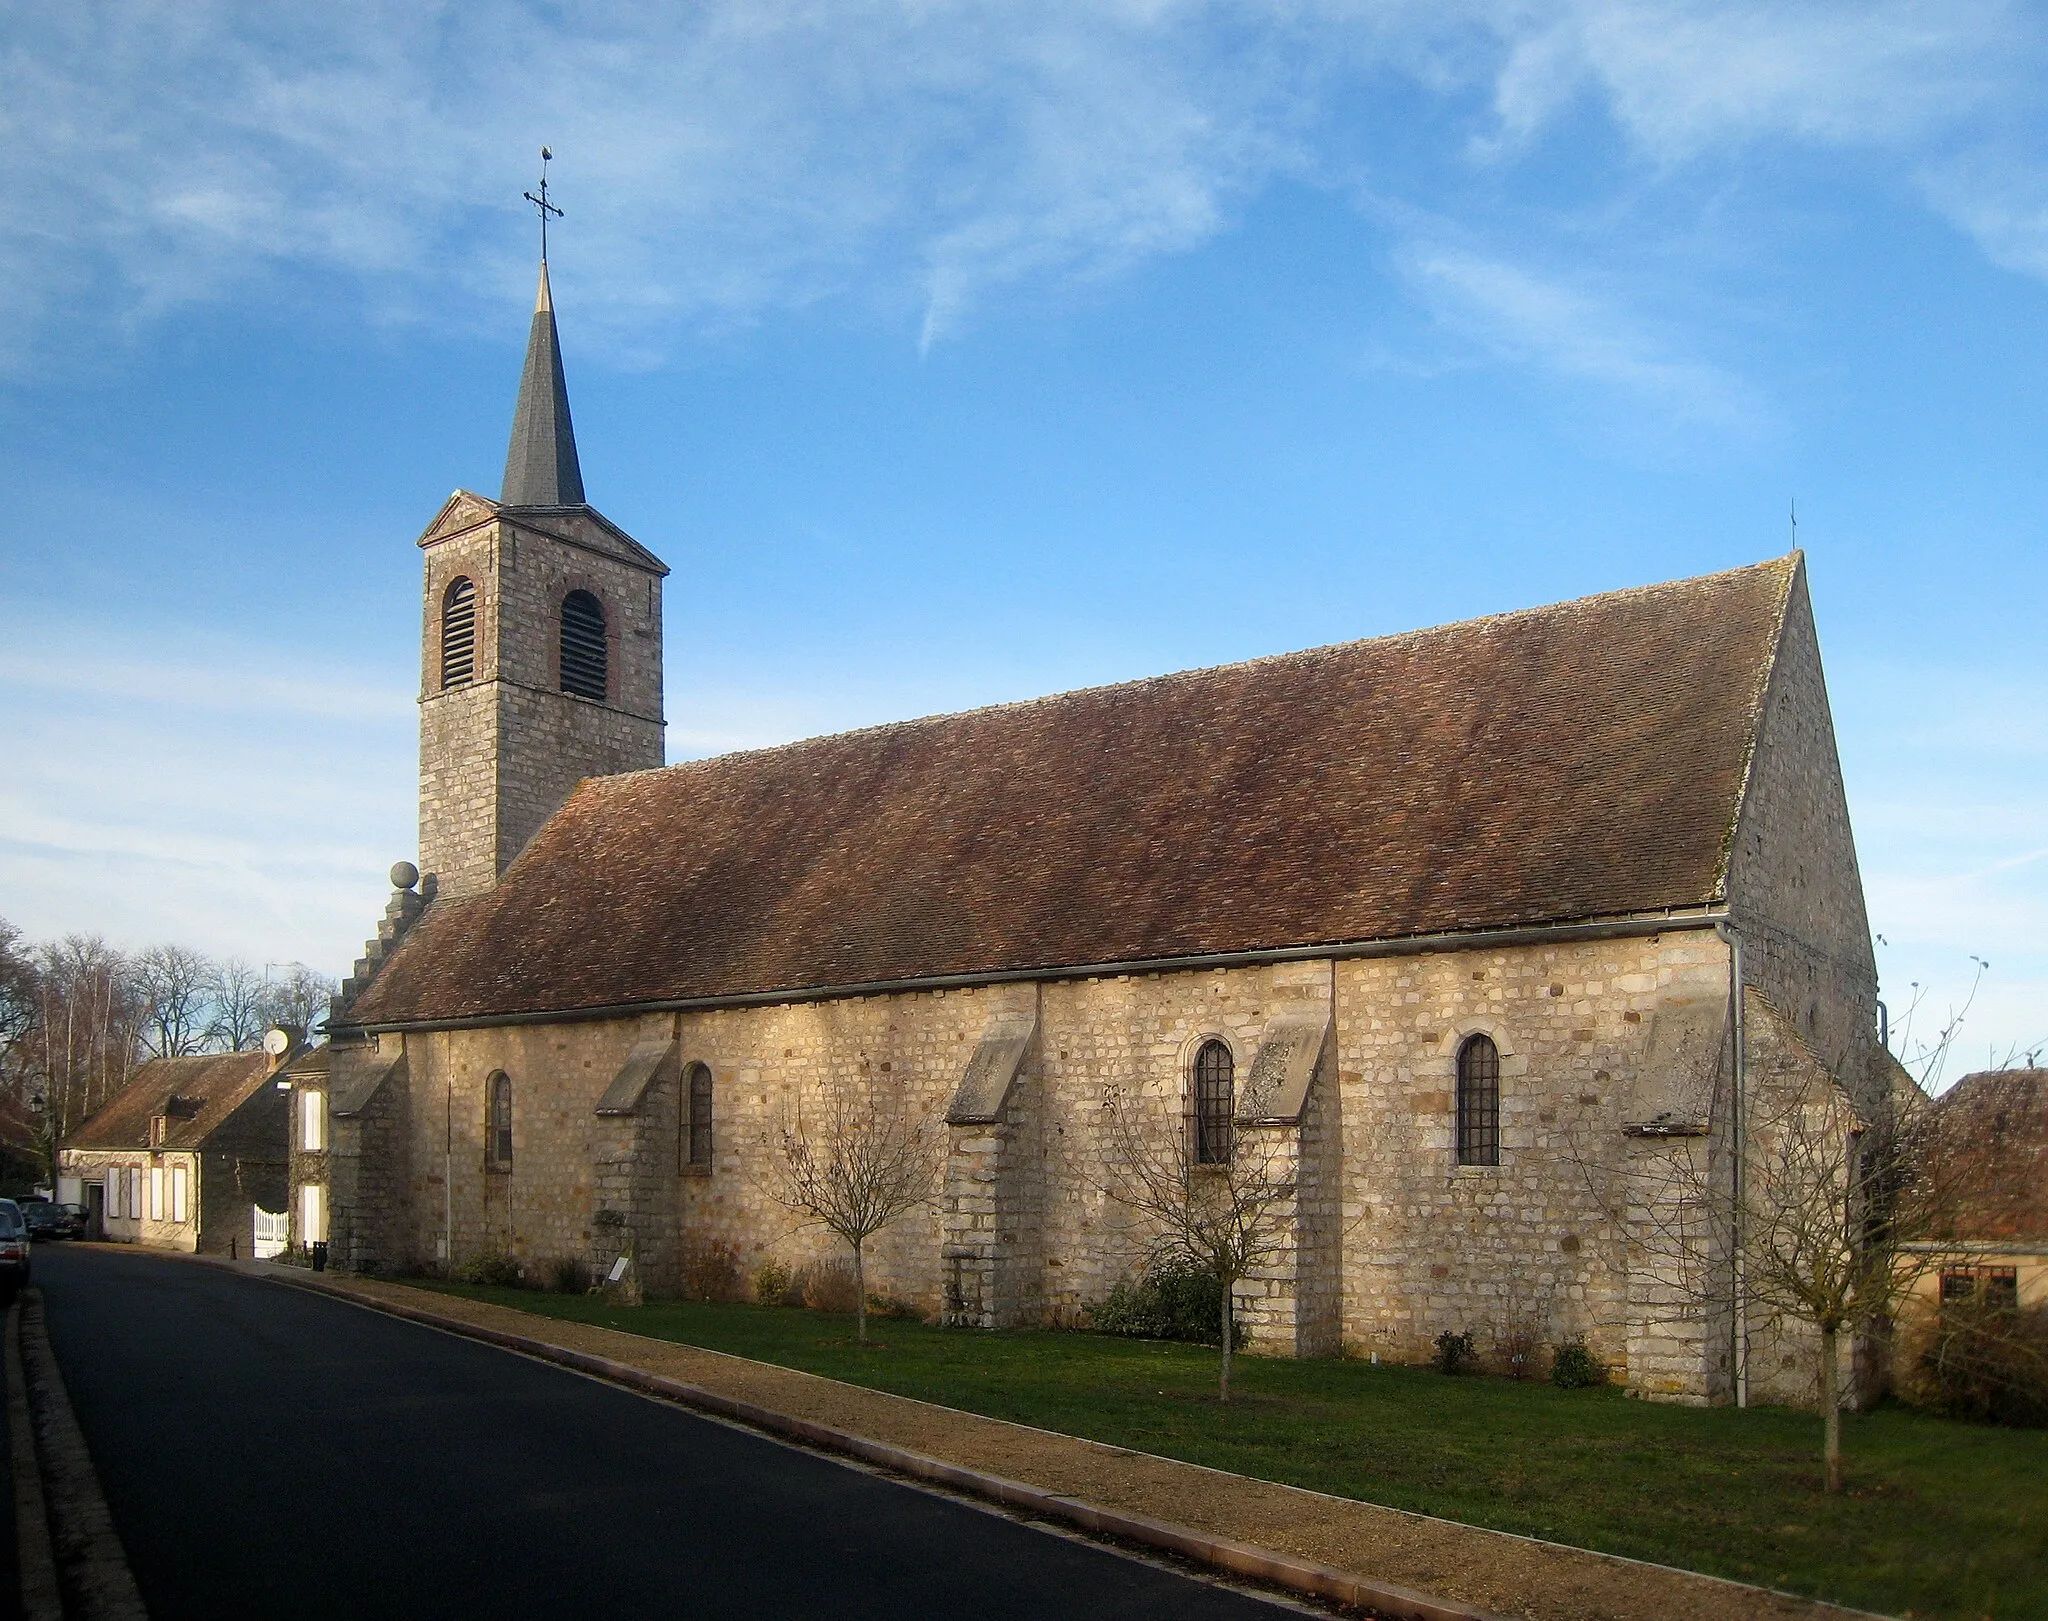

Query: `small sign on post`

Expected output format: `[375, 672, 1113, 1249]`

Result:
[607, 1254, 629, 1284]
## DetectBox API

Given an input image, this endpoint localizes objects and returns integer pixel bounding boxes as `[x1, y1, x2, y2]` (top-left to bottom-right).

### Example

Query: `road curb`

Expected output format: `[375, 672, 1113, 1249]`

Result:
[16, 1289, 148, 1621]
[6, 1298, 62, 1621]
[246, 1264, 1500, 1621]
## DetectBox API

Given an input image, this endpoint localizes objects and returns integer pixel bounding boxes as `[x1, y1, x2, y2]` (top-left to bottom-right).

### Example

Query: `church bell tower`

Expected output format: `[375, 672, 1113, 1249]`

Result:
[415, 242, 668, 900]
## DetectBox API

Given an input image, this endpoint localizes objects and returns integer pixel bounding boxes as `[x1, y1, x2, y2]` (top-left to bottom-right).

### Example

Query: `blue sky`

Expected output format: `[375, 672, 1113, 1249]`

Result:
[2, 2, 2042, 1082]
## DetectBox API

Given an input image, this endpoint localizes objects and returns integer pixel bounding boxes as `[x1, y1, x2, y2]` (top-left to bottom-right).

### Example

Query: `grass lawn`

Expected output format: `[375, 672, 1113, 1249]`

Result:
[417, 1283, 2044, 1619]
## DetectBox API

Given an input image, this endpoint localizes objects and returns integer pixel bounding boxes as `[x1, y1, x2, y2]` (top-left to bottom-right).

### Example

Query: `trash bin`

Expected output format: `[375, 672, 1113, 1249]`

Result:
[311, 1241, 329, 1272]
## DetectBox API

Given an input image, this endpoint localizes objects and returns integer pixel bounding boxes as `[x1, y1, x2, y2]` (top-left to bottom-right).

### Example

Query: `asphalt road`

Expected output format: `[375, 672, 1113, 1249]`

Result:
[34, 1246, 1292, 1620]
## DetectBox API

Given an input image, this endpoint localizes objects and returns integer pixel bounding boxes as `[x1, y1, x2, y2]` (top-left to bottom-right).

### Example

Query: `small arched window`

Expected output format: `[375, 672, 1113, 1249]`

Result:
[559, 589, 608, 700]
[487, 1072, 514, 1170]
[685, 1062, 713, 1169]
[1456, 1035, 1500, 1167]
[1192, 1040, 1234, 1165]
[441, 577, 477, 688]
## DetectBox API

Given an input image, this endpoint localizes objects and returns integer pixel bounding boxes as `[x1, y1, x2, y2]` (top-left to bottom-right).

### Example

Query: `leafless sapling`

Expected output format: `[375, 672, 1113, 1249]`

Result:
[761, 1092, 938, 1345]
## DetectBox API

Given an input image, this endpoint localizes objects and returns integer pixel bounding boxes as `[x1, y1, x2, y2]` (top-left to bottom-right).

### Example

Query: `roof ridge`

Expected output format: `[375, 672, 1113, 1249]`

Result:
[590, 553, 1800, 792]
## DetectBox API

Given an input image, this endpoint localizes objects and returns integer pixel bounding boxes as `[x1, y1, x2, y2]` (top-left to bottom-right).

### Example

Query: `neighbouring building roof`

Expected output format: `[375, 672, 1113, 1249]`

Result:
[344, 554, 1802, 1029]
[1928, 1068, 2048, 1243]
[63, 1052, 278, 1153]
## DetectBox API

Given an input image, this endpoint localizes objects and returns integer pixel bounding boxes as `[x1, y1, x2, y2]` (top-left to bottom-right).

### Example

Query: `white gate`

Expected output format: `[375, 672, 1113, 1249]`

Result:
[253, 1207, 288, 1260]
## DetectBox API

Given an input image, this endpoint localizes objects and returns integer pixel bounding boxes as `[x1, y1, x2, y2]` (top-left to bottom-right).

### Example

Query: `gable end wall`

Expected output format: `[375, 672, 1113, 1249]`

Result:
[1725, 565, 1878, 1105]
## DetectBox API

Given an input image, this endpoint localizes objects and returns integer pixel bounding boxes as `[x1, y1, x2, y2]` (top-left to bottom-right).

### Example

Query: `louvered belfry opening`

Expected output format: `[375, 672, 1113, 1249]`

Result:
[441, 577, 477, 688]
[559, 589, 608, 700]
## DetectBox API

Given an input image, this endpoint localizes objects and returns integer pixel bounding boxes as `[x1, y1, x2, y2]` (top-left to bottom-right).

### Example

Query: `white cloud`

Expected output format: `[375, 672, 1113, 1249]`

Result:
[1394, 242, 1762, 430]
[6, 0, 2046, 380]
[1479, 1, 2020, 160]
[0, 614, 412, 973]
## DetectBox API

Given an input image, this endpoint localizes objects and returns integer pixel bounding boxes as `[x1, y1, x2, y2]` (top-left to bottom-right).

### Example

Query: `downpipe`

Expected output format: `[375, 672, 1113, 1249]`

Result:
[1714, 920, 1749, 1409]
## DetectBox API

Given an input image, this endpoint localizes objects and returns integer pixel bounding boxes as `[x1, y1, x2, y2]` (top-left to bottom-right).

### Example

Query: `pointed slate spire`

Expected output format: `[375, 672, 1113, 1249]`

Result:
[501, 261, 585, 507]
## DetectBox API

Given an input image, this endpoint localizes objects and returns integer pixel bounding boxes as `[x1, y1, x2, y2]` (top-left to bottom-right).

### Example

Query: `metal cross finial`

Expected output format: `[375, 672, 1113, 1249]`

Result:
[524, 146, 564, 263]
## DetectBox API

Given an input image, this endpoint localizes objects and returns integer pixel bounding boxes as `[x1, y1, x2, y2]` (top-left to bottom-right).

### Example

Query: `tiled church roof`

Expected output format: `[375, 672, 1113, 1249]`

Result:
[65, 1052, 276, 1151]
[344, 555, 1801, 1028]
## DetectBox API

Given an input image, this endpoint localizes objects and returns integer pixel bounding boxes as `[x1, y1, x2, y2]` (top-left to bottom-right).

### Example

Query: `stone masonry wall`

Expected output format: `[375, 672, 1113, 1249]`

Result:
[417, 508, 664, 899]
[328, 1037, 413, 1273]
[1332, 931, 1731, 1385]
[375, 931, 1772, 1396]
[1726, 565, 1880, 1110]
[486, 513, 663, 881]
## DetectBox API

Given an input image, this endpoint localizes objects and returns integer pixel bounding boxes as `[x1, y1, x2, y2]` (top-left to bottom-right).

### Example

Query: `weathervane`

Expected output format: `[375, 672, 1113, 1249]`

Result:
[524, 146, 564, 263]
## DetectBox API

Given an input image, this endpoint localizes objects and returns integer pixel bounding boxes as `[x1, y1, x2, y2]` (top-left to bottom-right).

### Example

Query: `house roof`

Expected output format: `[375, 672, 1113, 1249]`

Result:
[64, 1052, 278, 1152]
[1929, 1069, 2048, 1242]
[343, 555, 1800, 1029]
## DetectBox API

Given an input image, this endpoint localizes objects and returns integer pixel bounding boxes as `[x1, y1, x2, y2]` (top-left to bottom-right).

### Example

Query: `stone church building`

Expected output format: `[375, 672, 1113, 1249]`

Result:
[324, 259, 1885, 1404]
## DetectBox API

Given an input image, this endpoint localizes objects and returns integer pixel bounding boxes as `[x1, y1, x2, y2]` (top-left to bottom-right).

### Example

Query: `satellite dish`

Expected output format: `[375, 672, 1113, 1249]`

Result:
[263, 1028, 294, 1057]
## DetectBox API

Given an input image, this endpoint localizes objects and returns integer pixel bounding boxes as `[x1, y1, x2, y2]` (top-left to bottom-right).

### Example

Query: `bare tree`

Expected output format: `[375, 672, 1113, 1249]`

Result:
[133, 943, 217, 1058]
[1092, 1085, 1300, 1402]
[1885, 954, 1987, 1093]
[761, 1092, 939, 1345]
[26, 936, 147, 1182]
[260, 963, 337, 1041]
[1579, 1028, 1969, 1493]
[204, 958, 271, 1052]
[0, 920, 43, 1174]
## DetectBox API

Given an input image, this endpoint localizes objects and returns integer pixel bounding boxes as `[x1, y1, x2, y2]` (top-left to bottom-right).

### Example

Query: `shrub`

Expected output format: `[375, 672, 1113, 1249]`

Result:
[754, 1257, 795, 1305]
[1433, 1329, 1478, 1375]
[1090, 1261, 1242, 1346]
[801, 1257, 862, 1314]
[458, 1251, 524, 1288]
[1913, 1302, 2048, 1428]
[679, 1238, 747, 1303]
[1496, 1323, 1540, 1379]
[1551, 1337, 1606, 1389]
[547, 1255, 588, 1295]
[867, 1294, 924, 1322]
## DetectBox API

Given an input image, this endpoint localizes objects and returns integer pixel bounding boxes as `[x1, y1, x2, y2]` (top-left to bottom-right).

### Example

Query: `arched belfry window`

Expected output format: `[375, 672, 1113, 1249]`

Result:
[1456, 1035, 1500, 1167]
[441, 577, 477, 689]
[559, 589, 608, 700]
[685, 1062, 713, 1169]
[1192, 1040, 1234, 1165]
[487, 1073, 514, 1170]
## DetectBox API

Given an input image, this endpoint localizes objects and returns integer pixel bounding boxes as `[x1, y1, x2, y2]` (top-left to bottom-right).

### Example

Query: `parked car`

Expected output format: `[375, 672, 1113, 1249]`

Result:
[24, 1202, 85, 1241]
[0, 1201, 29, 1297]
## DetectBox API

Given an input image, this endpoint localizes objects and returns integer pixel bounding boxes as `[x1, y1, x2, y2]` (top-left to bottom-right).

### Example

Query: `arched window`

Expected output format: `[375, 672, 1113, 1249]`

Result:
[1456, 1035, 1500, 1167]
[441, 577, 477, 688]
[559, 589, 608, 700]
[487, 1072, 514, 1170]
[1192, 1040, 1234, 1165]
[685, 1062, 713, 1168]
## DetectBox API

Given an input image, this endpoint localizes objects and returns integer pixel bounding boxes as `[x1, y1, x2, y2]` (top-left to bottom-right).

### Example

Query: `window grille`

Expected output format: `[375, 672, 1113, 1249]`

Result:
[1945, 1266, 2020, 1309]
[1193, 1040, 1234, 1165]
[559, 589, 607, 700]
[686, 1063, 713, 1168]
[1456, 1034, 1501, 1166]
[441, 577, 477, 688]
[488, 1073, 514, 1169]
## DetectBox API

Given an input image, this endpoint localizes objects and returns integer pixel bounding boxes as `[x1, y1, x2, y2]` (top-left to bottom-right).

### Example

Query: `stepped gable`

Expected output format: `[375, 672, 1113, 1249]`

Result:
[344, 556, 1799, 1028]
[65, 1052, 277, 1151]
